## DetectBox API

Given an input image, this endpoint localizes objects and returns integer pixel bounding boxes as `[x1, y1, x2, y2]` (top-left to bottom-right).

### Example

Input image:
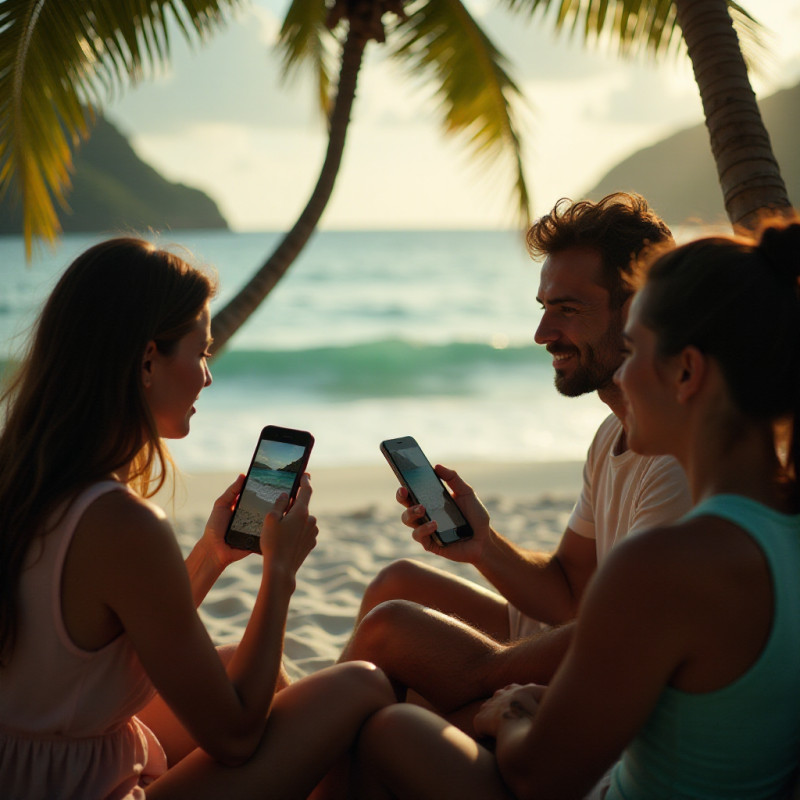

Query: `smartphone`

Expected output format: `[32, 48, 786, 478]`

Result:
[225, 425, 315, 553]
[380, 436, 473, 546]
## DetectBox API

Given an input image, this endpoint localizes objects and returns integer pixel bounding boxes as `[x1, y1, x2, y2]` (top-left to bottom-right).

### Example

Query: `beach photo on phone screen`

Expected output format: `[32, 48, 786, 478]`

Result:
[229, 440, 307, 536]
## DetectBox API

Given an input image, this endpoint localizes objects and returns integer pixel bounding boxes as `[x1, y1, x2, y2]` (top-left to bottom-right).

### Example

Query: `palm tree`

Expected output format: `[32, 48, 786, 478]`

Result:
[673, 0, 792, 231]
[1, 0, 530, 352]
[499, 0, 792, 232]
[3, 1, 787, 350]
[209, 0, 531, 351]
[0, 0, 245, 260]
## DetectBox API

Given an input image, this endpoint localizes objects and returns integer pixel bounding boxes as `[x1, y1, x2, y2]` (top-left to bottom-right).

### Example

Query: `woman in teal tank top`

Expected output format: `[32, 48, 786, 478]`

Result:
[353, 220, 800, 799]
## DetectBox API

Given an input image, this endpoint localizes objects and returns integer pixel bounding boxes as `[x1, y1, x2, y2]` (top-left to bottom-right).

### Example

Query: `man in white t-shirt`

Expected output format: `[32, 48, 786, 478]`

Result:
[340, 193, 691, 722]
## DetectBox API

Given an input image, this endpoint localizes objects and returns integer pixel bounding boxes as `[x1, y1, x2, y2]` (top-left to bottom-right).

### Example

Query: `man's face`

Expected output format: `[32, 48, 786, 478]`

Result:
[534, 247, 625, 398]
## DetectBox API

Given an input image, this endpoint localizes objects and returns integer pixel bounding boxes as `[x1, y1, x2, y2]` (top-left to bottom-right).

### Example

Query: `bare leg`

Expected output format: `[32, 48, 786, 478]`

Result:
[137, 644, 293, 765]
[355, 704, 513, 800]
[341, 599, 505, 715]
[354, 559, 511, 640]
[146, 661, 395, 800]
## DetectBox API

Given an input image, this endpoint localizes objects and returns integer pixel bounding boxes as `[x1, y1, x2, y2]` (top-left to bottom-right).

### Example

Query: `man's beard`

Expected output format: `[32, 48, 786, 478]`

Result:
[554, 353, 617, 397]
[552, 325, 622, 398]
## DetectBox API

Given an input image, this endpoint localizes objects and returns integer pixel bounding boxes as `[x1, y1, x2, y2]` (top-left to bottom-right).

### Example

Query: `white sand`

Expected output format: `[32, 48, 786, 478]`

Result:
[156, 460, 583, 679]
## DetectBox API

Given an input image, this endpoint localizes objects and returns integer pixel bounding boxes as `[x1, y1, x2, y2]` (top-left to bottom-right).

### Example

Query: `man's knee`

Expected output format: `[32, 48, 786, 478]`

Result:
[361, 558, 428, 614]
[350, 598, 425, 662]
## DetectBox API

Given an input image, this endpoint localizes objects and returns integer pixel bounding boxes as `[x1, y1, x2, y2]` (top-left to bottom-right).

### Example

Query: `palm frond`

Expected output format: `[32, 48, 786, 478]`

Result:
[495, 0, 763, 61]
[388, 0, 531, 223]
[277, 0, 338, 121]
[0, 0, 242, 259]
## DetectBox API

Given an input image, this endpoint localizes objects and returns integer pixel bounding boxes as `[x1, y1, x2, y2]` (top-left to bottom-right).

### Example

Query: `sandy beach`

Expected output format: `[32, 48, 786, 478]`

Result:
[156, 460, 583, 679]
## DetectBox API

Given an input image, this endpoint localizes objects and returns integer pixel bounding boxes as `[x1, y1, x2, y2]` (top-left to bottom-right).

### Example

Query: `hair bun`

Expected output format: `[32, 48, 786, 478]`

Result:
[757, 223, 800, 285]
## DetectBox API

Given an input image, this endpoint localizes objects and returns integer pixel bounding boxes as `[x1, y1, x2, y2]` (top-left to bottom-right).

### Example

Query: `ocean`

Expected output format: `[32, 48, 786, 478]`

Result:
[0, 229, 611, 472]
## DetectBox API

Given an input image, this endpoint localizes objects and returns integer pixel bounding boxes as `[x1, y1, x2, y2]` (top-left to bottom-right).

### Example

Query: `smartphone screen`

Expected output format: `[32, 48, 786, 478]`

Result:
[225, 425, 314, 552]
[380, 436, 473, 546]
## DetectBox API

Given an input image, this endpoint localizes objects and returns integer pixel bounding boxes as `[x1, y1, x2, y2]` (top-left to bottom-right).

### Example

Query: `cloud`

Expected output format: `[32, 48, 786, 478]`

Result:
[110, 5, 319, 135]
[101, 0, 800, 230]
[474, 4, 635, 83]
[600, 63, 701, 126]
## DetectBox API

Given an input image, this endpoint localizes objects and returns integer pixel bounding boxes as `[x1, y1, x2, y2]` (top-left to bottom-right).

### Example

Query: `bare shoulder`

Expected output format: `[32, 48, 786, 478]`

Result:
[72, 487, 178, 563]
[63, 486, 187, 647]
[589, 514, 763, 622]
[608, 515, 735, 567]
[619, 514, 757, 566]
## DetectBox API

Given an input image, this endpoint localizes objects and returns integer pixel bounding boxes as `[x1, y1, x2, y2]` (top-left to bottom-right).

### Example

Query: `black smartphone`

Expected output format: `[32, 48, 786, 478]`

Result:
[225, 425, 315, 553]
[380, 436, 473, 546]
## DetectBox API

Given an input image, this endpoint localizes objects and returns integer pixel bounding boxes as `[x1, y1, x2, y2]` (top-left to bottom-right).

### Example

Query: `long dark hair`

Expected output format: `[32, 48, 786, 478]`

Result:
[0, 237, 217, 662]
[640, 220, 800, 491]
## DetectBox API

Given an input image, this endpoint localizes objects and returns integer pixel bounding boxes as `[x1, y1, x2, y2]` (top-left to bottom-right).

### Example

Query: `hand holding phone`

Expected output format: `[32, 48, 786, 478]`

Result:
[259, 473, 319, 575]
[380, 436, 473, 547]
[225, 425, 315, 553]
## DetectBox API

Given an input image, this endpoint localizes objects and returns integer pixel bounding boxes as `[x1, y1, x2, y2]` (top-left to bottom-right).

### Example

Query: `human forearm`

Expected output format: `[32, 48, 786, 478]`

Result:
[489, 623, 575, 687]
[226, 479, 317, 723]
[184, 536, 227, 607]
[474, 532, 579, 625]
[475, 683, 545, 799]
[183, 475, 249, 607]
[227, 562, 294, 722]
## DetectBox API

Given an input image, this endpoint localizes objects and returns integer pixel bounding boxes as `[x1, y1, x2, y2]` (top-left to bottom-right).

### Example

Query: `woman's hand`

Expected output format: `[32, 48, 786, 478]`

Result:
[397, 465, 493, 564]
[198, 474, 249, 570]
[259, 474, 318, 581]
[473, 683, 545, 740]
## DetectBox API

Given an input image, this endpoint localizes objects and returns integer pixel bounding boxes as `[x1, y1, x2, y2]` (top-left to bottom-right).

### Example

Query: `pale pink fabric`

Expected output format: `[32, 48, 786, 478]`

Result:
[0, 481, 167, 799]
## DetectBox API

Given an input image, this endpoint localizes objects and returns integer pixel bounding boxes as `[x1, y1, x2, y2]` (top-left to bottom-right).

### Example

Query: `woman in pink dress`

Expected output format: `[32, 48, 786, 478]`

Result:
[0, 237, 394, 799]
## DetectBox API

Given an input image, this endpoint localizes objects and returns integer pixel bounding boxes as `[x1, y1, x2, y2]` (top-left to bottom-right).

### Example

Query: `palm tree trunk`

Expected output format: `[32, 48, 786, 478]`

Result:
[674, 0, 792, 232]
[210, 30, 366, 353]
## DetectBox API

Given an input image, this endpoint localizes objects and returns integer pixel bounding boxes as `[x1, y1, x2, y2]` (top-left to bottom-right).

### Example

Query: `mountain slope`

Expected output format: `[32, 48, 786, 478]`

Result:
[0, 116, 228, 235]
[584, 82, 800, 228]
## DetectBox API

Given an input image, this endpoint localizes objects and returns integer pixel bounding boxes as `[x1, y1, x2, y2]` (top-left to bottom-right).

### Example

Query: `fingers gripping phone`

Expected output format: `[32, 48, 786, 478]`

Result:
[380, 436, 473, 547]
[225, 425, 315, 553]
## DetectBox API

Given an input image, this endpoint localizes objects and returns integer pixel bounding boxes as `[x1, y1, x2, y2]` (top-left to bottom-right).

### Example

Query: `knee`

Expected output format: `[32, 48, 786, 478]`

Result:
[331, 660, 396, 708]
[359, 704, 434, 760]
[361, 559, 427, 613]
[350, 598, 422, 663]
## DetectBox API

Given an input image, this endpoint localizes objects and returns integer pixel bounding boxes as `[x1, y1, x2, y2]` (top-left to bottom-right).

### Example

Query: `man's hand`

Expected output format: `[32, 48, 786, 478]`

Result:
[397, 465, 493, 564]
[473, 683, 546, 739]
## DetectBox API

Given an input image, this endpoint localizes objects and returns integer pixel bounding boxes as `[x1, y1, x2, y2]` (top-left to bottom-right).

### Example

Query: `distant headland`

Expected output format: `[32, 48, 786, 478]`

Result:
[584, 80, 800, 229]
[0, 115, 228, 236]
[2, 77, 797, 237]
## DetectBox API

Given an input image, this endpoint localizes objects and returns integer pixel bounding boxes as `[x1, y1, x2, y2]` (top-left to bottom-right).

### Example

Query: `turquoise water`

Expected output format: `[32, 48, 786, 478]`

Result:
[0, 229, 610, 469]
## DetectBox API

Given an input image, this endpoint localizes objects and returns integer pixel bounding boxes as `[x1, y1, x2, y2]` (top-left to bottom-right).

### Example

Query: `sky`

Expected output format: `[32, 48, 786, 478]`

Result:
[105, 1, 800, 231]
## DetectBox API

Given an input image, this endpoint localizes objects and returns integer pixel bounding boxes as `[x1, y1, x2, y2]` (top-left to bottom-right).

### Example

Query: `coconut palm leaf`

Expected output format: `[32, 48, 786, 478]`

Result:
[387, 0, 530, 220]
[278, 0, 337, 120]
[0, 0, 242, 258]
[496, 0, 760, 59]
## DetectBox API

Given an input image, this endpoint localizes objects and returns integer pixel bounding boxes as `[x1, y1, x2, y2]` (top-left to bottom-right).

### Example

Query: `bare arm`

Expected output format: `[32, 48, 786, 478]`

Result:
[400, 466, 597, 625]
[477, 527, 596, 624]
[89, 477, 318, 766]
[475, 531, 691, 799]
[489, 622, 576, 686]
[181, 474, 248, 608]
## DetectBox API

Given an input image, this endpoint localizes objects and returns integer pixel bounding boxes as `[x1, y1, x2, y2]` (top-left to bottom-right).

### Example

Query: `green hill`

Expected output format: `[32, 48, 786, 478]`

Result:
[0, 116, 228, 235]
[583, 81, 800, 228]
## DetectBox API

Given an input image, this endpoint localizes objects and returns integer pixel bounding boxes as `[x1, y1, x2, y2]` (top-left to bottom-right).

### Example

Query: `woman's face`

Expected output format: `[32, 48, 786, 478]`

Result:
[144, 305, 213, 439]
[614, 293, 680, 456]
